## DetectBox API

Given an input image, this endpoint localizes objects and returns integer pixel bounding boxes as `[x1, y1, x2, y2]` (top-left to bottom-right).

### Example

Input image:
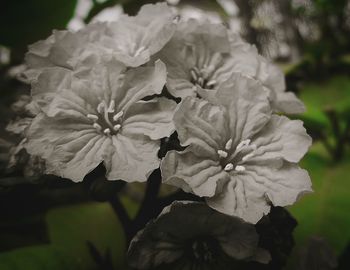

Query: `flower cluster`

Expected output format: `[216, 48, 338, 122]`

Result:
[18, 2, 312, 265]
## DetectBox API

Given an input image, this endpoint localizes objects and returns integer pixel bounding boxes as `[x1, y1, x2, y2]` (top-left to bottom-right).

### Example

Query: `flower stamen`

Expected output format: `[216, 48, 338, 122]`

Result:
[225, 139, 232, 150]
[97, 102, 105, 114]
[235, 165, 245, 171]
[224, 163, 234, 172]
[87, 114, 99, 121]
[113, 124, 121, 132]
[93, 123, 102, 131]
[206, 80, 217, 87]
[236, 139, 251, 151]
[217, 150, 228, 158]
[191, 70, 198, 81]
[108, 100, 115, 113]
[113, 111, 124, 121]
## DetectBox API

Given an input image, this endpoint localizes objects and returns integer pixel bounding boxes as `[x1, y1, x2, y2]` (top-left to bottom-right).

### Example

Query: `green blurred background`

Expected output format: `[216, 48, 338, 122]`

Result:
[0, 0, 350, 269]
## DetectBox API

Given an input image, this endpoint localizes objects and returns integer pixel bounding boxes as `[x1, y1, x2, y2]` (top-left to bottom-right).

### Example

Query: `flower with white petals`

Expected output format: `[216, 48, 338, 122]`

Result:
[158, 19, 305, 114]
[161, 74, 312, 223]
[25, 60, 177, 182]
[128, 201, 270, 270]
[24, 3, 177, 109]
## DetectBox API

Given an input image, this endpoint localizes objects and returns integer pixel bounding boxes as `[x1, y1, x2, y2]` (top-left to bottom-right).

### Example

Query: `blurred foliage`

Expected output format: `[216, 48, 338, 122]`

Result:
[0, 198, 139, 270]
[0, 0, 77, 60]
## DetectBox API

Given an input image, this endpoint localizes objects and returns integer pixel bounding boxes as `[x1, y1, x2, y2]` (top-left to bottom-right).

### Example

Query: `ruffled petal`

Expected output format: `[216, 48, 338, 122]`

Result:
[103, 3, 176, 67]
[24, 23, 107, 80]
[158, 19, 230, 98]
[207, 162, 312, 224]
[25, 113, 108, 182]
[173, 97, 229, 157]
[115, 60, 167, 112]
[206, 175, 271, 224]
[250, 115, 312, 163]
[273, 91, 306, 114]
[215, 74, 271, 145]
[245, 162, 312, 207]
[105, 134, 160, 182]
[122, 98, 176, 140]
[161, 150, 228, 197]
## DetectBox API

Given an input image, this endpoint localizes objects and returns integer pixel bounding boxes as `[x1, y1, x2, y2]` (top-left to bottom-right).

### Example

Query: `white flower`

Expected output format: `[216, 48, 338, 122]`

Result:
[128, 201, 270, 270]
[158, 19, 305, 114]
[24, 3, 177, 109]
[161, 74, 312, 223]
[25, 60, 177, 182]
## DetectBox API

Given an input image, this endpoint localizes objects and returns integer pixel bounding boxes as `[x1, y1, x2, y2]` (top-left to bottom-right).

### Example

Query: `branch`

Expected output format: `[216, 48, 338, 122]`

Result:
[109, 194, 132, 239]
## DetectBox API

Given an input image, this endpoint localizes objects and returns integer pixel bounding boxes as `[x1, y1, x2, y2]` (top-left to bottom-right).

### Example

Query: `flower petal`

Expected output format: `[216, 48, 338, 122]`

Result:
[251, 115, 312, 163]
[115, 60, 167, 112]
[207, 162, 312, 224]
[158, 19, 230, 98]
[25, 113, 108, 182]
[245, 162, 312, 207]
[206, 175, 271, 224]
[227, 32, 304, 114]
[105, 134, 160, 182]
[122, 98, 176, 140]
[103, 3, 176, 67]
[273, 91, 306, 114]
[215, 74, 271, 145]
[161, 150, 228, 197]
[24, 23, 107, 80]
[174, 97, 229, 157]
[133, 2, 176, 55]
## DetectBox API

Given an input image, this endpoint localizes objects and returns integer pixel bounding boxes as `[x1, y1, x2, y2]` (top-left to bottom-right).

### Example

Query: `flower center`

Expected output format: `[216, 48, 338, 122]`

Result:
[185, 236, 220, 264]
[217, 139, 257, 173]
[190, 65, 217, 89]
[86, 100, 124, 136]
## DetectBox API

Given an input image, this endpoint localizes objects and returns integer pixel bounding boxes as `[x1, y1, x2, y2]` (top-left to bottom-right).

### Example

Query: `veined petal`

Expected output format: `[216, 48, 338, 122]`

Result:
[135, 2, 177, 55]
[45, 89, 94, 119]
[122, 98, 176, 140]
[273, 91, 306, 114]
[174, 97, 229, 157]
[207, 160, 312, 224]
[206, 175, 271, 224]
[245, 163, 312, 207]
[25, 113, 105, 182]
[48, 135, 112, 182]
[251, 115, 312, 163]
[158, 19, 230, 98]
[115, 60, 167, 112]
[215, 74, 271, 145]
[105, 134, 160, 182]
[104, 3, 176, 67]
[31, 67, 72, 110]
[161, 150, 228, 197]
[24, 23, 107, 80]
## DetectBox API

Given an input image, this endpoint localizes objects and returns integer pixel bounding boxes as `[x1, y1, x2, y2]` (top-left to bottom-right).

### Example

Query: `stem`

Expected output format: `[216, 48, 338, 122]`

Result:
[109, 195, 133, 241]
[127, 169, 162, 243]
[325, 108, 344, 161]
